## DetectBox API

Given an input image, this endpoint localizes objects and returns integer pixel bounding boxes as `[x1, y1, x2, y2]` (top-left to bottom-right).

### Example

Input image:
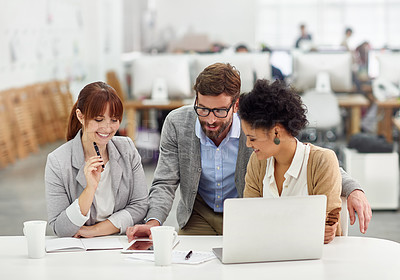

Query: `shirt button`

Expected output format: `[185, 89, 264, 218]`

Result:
[197, 168, 202, 172]
[217, 183, 221, 186]
[216, 205, 219, 208]
[285, 185, 288, 188]
[217, 166, 220, 170]
[217, 148, 219, 151]
[217, 196, 220, 199]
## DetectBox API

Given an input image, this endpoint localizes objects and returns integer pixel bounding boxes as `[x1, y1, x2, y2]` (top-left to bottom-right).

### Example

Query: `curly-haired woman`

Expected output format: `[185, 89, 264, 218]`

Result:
[239, 79, 342, 244]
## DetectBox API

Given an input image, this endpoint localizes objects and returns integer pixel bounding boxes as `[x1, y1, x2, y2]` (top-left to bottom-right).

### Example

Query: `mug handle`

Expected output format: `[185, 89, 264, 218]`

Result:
[171, 231, 178, 248]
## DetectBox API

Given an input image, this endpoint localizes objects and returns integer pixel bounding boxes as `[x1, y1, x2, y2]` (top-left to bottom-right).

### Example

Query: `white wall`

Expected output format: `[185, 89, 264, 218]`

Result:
[255, 0, 400, 49]
[147, 0, 400, 51]
[0, 0, 124, 101]
[152, 0, 257, 50]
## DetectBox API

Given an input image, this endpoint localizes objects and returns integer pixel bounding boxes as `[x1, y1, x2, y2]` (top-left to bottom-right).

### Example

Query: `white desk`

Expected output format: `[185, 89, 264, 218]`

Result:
[1, 236, 399, 280]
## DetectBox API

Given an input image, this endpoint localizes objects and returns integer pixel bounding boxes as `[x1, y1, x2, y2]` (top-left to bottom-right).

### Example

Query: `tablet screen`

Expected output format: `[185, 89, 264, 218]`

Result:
[121, 238, 154, 253]
[126, 240, 153, 251]
[121, 237, 179, 254]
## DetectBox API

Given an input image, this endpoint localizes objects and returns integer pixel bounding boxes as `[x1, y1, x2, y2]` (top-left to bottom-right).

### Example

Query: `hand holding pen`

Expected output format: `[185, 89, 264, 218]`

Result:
[93, 142, 105, 171]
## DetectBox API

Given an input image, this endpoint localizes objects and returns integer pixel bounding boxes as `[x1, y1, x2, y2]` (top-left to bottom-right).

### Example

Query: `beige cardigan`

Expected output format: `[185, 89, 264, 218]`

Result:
[244, 144, 342, 235]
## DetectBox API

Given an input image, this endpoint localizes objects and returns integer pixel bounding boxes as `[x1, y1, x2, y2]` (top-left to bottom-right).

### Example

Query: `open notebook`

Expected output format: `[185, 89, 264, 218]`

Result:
[46, 237, 123, 252]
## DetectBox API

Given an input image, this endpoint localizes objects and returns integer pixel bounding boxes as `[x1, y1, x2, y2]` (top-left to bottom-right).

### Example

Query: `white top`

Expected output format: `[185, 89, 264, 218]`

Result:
[65, 162, 115, 227]
[263, 139, 311, 198]
[94, 162, 115, 222]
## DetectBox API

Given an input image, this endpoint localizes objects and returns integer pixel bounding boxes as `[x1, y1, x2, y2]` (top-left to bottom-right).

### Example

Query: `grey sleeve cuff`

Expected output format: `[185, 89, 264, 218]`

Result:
[108, 209, 133, 234]
[340, 167, 364, 197]
[145, 217, 162, 226]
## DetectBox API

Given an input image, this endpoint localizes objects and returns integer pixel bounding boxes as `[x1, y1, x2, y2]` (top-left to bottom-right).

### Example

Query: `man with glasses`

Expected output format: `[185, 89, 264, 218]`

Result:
[127, 63, 371, 238]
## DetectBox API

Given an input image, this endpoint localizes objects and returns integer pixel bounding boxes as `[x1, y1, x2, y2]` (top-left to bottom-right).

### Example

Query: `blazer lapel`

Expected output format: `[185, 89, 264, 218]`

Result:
[190, 115, 202, 179]
[71, 131, 87, 189]
[235, 130, 253, 197]
[107, 139, 122, 200]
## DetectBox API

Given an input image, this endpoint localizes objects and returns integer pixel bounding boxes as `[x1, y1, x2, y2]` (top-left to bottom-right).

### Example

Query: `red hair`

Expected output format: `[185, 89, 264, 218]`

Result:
[66, 82, 123, 141]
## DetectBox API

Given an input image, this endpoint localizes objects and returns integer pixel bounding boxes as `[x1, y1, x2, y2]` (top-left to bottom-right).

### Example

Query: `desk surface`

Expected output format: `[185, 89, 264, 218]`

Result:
[375, 97, 400, 108]
[1, 236, 399, 280]
[336, 93, 370, 107]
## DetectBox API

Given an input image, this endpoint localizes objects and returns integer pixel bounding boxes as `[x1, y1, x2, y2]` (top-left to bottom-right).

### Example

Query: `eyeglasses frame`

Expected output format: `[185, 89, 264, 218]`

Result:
[193, 97, 237, 118]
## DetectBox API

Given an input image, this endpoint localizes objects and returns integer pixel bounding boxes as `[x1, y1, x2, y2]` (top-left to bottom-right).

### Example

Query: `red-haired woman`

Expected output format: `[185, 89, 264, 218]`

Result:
[45, 81, 148, 238]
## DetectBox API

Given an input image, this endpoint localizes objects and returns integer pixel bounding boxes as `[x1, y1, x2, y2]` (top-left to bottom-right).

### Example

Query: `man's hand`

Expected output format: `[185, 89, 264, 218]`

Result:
[126, 220, 160, 242]
[324, 222, 338, 244]
[347, 190, 372, 234]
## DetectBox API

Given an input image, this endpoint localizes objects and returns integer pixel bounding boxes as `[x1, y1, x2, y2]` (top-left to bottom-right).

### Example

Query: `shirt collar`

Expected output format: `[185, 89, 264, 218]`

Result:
[195, 113, 241, 145]
[266, 156, 275, 179]
[285, 138, 306, 179]
[265, 138, 306, 180]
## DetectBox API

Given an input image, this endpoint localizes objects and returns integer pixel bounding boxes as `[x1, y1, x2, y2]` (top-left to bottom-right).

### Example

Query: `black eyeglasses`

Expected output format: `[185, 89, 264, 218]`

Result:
[194, 97, 236, 118]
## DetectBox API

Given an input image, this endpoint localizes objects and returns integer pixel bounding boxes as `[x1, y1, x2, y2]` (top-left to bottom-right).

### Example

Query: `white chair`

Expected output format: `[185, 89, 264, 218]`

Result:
[300, 72, 342, 145]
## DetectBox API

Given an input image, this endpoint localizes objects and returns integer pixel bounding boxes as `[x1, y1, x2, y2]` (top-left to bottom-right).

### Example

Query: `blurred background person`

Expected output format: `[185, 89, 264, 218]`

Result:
[341, 27, 353, 51]
[235, 43, 285, 81]
[295, 24, 312, 49]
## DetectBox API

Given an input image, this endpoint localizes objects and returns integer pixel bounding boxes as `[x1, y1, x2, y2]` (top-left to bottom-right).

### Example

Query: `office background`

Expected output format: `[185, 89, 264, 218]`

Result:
[0, 0, 399, 241]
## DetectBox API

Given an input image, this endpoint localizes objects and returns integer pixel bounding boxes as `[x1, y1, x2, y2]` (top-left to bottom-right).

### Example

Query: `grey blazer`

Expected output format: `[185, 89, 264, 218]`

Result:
[147, 106, 362, 229]
[45, 131, 148, 237]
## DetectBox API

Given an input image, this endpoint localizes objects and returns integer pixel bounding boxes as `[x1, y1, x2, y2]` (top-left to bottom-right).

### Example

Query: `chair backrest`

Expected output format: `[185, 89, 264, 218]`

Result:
[0, 90, 16, 167]
[340, 196, 349, 236]
[301, 90, 341, 130]
[106, 71, 126, 102]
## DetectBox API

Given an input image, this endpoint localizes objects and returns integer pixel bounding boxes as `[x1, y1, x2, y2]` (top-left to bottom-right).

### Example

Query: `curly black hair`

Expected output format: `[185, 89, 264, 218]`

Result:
[238, 79, 308, 137]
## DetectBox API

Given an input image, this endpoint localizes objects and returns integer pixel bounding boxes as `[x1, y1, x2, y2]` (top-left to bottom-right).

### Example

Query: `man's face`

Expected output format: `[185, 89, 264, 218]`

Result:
[196, 93, 238, 142]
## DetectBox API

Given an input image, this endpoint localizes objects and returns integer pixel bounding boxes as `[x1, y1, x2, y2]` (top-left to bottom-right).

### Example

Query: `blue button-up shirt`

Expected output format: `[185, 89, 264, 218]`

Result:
[195, 113, 240, 212]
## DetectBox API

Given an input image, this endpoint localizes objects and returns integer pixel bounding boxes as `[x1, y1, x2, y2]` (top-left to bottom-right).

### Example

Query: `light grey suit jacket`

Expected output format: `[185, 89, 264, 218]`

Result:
[45, 131, 148, 237]
[147, 106, 362, 229]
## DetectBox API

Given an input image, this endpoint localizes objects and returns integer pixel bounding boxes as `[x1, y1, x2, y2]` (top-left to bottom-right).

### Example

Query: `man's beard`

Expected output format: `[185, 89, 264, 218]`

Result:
[199, 116, 232, 140]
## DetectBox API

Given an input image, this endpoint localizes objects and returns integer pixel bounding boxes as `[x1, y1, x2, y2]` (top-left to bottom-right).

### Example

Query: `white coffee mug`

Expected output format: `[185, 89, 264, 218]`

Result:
[150, 226, 178, 266]
[23, 220, 47, 259]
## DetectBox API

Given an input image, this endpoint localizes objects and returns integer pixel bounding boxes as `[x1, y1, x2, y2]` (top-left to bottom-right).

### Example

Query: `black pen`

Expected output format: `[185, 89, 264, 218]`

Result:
[93, 142, 105, 169]
[185, 250, 193, 260]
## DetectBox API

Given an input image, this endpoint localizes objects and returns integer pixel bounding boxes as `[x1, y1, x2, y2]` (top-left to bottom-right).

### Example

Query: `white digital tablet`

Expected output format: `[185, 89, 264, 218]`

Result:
[121, 238, 180, 254]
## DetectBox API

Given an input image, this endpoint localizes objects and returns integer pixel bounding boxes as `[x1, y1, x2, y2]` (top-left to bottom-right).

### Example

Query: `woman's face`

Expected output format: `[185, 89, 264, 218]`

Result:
[79, 104, 120, 146]
[241, 120, 279, 160]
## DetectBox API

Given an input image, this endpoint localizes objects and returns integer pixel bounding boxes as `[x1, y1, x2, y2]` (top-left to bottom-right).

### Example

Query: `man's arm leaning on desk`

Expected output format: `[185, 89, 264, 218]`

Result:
[127, 114, 181, 241]
[340, 167, 372, 234]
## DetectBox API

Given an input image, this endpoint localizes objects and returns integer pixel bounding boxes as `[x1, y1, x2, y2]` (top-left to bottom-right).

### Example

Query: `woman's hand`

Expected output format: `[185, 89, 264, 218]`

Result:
[73, 220, 119, 238]
[324, 222, 338, 244]
[84, 156, 104, 190]
[74, 225, 96, 238]
[78, 156, 104, 216]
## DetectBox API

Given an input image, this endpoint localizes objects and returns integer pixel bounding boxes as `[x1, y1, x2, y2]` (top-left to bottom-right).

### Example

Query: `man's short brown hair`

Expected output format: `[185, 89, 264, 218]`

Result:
[194, 63, 241, 101]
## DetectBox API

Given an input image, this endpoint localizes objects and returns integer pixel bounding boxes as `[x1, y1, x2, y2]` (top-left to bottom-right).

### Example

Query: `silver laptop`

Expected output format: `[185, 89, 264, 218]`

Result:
[213, 195, 327, 264]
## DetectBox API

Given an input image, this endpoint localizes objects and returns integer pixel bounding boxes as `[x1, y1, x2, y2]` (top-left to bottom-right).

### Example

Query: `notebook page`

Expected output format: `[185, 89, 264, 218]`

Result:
[81, 237, 123, 250]
[46, 238, 85, 252]
[126, 250, 216, 264]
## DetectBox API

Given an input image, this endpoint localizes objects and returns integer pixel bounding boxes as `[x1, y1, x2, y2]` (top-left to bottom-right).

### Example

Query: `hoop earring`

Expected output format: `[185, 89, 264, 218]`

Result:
[274, 132, 280, 145]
